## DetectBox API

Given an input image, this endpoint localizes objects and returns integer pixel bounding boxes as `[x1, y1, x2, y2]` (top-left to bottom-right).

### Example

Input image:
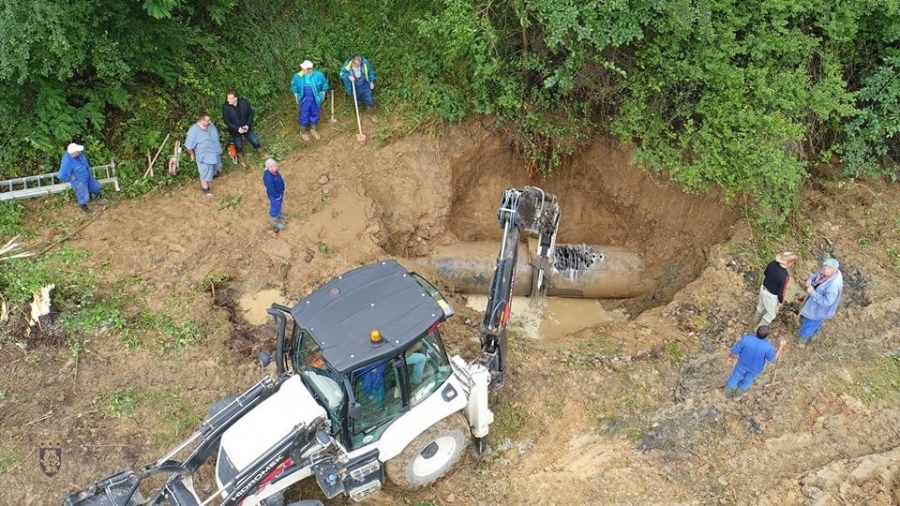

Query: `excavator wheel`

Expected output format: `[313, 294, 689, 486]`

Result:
[385, 413, 470, 489]
[206, 395, 238, 420]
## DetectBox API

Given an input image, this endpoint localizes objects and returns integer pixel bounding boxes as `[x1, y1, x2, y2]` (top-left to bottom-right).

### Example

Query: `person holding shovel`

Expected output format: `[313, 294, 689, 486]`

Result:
[724, 325, 785, 399]
[797, 258, 843, 344]
[262, 158, 287, 231]
[290, 60, 328, 142]
[340, 55, 377, 122]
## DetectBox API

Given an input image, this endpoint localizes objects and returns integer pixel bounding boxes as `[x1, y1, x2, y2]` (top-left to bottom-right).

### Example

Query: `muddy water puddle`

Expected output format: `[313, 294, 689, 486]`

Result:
[465, 295, 625, 340]
[238, 288, 287, 325]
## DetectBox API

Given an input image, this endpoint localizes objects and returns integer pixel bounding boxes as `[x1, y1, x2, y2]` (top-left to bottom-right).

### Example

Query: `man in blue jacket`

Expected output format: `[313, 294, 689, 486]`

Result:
[798, 258, 844, 343]
[262, 158, 286, 230]
[58, 143, 102, 215]
[724, 325, 786, 398]
[340, 55, 377, 122]
[290, 60, 328, 142]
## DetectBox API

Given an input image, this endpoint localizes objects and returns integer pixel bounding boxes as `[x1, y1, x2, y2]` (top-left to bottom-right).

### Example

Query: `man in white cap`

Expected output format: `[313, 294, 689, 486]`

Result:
[58, 143, 102, 215]
[289, 60, 328, 141]
[755, 251, 798, 328]
[798, 258, 843, 343]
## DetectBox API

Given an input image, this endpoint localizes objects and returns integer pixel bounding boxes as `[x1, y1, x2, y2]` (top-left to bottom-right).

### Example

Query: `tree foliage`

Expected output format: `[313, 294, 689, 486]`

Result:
[0, 0, 899, 228]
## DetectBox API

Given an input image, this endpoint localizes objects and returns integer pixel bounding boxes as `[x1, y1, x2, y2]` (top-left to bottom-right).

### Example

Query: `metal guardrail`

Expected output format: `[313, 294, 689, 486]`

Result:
[0, 161, 119, 201]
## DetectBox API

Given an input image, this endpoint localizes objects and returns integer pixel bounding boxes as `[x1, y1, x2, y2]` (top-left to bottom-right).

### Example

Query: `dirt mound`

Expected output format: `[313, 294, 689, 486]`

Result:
[3, 122, 900, 506]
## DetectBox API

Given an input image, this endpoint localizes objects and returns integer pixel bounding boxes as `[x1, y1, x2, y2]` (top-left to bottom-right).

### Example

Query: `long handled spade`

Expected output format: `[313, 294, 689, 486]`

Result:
[351, 79, 366, 144]
[328, 90, 337, 124]
[765, 348, 785, 388]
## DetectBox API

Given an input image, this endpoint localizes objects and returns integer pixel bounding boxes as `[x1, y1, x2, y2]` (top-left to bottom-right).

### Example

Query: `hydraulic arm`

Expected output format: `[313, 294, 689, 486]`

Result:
[478, 187, 560, 388]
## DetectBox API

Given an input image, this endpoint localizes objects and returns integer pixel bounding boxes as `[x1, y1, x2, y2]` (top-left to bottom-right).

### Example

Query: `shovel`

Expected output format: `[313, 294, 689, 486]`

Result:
[328, 90, 337, 124]
[351, 79, 366, 144]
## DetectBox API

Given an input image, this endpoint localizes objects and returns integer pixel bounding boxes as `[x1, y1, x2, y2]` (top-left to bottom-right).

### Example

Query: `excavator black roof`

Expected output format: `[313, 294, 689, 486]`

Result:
[290, 260, 448, 373]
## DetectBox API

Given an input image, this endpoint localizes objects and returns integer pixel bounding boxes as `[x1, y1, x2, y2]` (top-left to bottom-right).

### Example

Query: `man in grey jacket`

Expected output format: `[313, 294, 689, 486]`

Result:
[798, 258, 843, 343]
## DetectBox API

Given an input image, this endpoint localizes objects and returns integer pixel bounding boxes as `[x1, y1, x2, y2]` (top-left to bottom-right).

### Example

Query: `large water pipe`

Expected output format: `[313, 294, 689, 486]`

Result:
[419, 242, 649, 299]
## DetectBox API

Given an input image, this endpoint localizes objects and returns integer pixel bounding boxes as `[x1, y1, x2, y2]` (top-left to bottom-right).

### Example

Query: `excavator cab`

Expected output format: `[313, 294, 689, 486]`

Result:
[271, 261, 457, 451]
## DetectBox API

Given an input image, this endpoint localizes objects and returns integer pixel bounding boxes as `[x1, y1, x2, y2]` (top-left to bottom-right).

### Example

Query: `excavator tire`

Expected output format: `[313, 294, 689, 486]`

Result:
[385, 413, 470, 489]
[206, 395, 238, 420]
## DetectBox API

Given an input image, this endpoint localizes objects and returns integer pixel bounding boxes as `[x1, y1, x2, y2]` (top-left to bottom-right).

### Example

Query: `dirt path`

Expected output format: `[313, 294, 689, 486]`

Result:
[1, 124, 899, 505]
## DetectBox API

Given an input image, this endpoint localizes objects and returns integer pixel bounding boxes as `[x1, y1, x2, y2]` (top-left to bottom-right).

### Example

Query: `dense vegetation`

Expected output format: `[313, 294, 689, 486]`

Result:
[1, 0, 899, 225]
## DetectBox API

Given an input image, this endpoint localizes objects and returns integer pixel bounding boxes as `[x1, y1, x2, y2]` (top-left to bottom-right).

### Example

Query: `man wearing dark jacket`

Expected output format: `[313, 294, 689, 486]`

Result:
[755, 252, 798, 328]
[223, 90, 265, 165]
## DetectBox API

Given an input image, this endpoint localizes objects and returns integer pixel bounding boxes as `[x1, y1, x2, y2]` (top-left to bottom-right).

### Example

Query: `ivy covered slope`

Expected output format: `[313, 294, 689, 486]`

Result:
[0, 0, 898, 226]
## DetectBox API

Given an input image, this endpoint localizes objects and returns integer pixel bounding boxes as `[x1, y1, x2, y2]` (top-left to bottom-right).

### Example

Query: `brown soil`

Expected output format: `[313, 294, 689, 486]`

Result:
[1, 122, 899, 505]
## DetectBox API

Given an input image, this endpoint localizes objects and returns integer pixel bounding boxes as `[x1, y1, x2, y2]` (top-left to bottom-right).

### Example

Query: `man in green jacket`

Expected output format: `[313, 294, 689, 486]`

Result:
[290, 60, 328, 141]
[340, 55, 377, 122]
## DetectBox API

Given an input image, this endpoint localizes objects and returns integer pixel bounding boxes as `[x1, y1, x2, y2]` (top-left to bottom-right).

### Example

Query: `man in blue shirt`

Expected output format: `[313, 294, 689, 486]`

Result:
[290, 60, 328, 142]
[185, 112, 223, 196]
[724, 325, 785, 398]
[58, 143, 102, 215]
[262, 158, 286, 230]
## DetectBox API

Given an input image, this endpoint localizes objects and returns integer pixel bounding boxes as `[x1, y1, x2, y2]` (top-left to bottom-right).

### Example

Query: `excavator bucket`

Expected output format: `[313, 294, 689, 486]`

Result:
[62, 470, 144, 506]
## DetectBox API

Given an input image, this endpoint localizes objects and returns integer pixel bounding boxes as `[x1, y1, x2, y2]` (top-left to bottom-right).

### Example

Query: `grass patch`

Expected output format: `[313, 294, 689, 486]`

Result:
[147, 391, 204, 447]
[850, 356, 900, 403]
[561, 332, 622, 367]
[543, 397, 567, 419]
[0, 247, 93, 304]
[61, 299, 127, 334]
[664, 342, 687, 362]
[0, 200, 28, 238]
[887, 247, 900, 275]
[492, 399, 531, 440]
[196, 271, 230, 293]
[131, 308, 209, 350]
[104, 387, 143, 418]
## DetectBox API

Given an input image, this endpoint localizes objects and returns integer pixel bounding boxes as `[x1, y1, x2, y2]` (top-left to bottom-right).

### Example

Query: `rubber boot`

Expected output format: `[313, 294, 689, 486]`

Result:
[723, 386, 735, 399]
[310, 125, 321, 140]
[256, 147, 267, 156]
[80, 204, 94, 216]
[299, 126, 309, 142]
[238, 153, 246, 167]
[733, 388, 747, 398]
[368, 105, 378, 123]
[277, 212, 291, 220]
[270, 216, 286, 230]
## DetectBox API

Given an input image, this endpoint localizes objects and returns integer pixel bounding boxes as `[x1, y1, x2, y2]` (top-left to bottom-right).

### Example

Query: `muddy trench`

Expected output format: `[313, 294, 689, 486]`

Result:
[364, 131, 739, 319]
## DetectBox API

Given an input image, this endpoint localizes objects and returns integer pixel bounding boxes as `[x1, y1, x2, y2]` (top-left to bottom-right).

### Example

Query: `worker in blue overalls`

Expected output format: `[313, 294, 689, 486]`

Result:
[58, 143, 102, 215]
[340, 55, 378, 122]
[290, 60, 328, 142]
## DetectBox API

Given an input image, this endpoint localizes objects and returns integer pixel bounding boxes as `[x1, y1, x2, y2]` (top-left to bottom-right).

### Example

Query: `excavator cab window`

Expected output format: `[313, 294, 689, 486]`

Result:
[346, 327, 453, 449]
[407, 327, 452, 407]
[349, 356, 405, 448]
[292, 325, 345, 427]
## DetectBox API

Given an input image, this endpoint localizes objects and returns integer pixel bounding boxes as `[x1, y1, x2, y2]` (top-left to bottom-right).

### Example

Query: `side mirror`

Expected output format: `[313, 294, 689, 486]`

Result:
[348, 402, 362, 420]
[258, 351, 272, 368]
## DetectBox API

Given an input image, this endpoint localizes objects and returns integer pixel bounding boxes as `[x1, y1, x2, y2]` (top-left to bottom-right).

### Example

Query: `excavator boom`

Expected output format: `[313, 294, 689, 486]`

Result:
[479, 187, 560, 387]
